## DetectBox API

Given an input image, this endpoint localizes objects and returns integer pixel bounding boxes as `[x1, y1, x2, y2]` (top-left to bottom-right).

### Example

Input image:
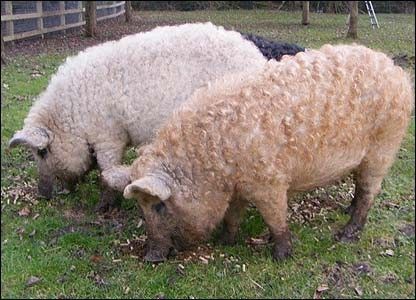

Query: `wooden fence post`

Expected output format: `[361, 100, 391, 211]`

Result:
[1, 36, 6, 64]
[125, 1, 132, 22]
[5, 1, 14, 42]
[36, 1, 44, 39]
[59, 1, 66, 35]
[78, 1, 83, 23]
[85, 1, 97, 37]
[302, 1, 310, 25]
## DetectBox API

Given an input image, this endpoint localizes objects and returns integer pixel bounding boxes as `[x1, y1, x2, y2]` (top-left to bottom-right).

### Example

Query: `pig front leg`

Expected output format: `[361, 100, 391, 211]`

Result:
[251, 185, 292, 261]
[94, 144, 125, 213]
[218, 195, 248, 246]
[94, 180, 122, 213]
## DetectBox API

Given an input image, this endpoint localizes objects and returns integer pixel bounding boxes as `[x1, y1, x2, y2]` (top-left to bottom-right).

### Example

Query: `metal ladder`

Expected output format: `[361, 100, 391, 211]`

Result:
[364, 1, 379, 28]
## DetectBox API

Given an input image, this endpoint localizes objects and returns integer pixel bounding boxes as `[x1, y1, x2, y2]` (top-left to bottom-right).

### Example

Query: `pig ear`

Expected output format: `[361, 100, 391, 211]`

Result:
[124, 176, 171, 201]
[102, 165, 132, 193]
[9, 127, 51, 150]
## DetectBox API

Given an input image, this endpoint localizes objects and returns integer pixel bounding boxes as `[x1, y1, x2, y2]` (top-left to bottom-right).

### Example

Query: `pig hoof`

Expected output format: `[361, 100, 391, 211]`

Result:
[343, 204, 355, 215]
[335, 225, 362, 243]
[168, 247, 178, 258]
[218, 234, 237, 246]
[93, 201, 110, 213]
[38, 188, 53, 200]
[94, 197, 121, 213]
[38, 194, 52, 200]
[218, 227, 237, 246]
[144, 251, 168, 263]
[272, 244, 292, 261]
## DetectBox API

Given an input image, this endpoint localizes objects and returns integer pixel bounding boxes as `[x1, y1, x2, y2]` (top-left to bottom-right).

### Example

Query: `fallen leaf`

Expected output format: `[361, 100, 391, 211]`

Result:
[383, 201, 399, 209]
[73, 248, 85, 258]
[137, 219, 143, 228]
[316, 284, 329, 292]
[176, 264, 185, 276]
[57, 274, 68, 284]
[199, 256, 209, 264]
[399, 224, 415, 237]
[90, 255, 103, 263]
[26, 276, 41, 287]
[16, 227, 25, 240]
[248, 277, 265, 290]
[18, 207, 31, 217]
[124, 286, 130, 295]
[355, 286, 363, 296]
[381, 272, 398, 283]
[383, 249, 394, 257]
[353, 262, 372, 275]
[314, 284, 330, 299]
[246, 237, 268, 245]
[87, 271, 108, 287]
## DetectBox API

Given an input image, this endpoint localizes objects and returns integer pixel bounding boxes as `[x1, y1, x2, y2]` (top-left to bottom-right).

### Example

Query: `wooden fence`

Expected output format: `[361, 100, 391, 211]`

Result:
[1, 1, 125, 42]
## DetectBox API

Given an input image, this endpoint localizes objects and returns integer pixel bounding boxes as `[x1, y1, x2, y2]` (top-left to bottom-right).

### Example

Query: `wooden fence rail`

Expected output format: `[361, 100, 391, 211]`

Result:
[1, 1, 125, 42]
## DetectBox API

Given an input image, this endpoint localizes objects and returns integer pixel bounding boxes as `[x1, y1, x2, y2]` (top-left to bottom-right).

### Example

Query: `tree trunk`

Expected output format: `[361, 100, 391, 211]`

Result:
[347, 1, 358, 39]
[1, 36, 6, 65]
[85, 1, 97, 37]
[302, 1, 310, 25]
[125, 1, 132, 23]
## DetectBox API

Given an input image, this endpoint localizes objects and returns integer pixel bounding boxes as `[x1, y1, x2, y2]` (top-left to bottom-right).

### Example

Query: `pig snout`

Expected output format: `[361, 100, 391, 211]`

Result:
[38, 174, 54, 199]
[144, 246, 171, 263]
[144, 237, 176, 263]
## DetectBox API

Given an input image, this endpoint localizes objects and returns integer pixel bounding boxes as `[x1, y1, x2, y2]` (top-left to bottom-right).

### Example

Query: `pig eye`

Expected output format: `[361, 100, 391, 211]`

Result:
[37, 148, 48, 159]
[152, 202, 166, 214]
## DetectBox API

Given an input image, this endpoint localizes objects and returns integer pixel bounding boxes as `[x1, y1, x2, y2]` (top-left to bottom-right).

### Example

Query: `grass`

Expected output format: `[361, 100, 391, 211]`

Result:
[1, 10, 415, 299]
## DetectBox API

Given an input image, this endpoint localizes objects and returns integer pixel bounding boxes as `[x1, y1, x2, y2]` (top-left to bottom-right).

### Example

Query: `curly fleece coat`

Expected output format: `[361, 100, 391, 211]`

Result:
[122, 44, 413, 262]
[9, 22, 275, 210]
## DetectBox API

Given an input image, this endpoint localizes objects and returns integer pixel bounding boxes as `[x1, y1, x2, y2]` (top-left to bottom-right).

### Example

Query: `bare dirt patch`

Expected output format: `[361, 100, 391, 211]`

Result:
[288, 176, 355, 224]
[117, 234, 216, 264]
[320, 261, 372, 298]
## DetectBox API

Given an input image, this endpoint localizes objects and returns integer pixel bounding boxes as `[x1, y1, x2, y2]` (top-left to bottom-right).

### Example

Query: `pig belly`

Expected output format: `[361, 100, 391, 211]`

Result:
[289, 149, 366, 192]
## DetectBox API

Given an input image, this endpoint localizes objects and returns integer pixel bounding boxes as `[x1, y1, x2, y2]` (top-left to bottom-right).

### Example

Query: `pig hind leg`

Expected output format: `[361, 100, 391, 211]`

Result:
[336, 136, 403, 242]
[94, 143, 126, 213]
[218, 195, 248, 245]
